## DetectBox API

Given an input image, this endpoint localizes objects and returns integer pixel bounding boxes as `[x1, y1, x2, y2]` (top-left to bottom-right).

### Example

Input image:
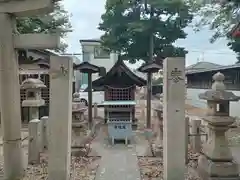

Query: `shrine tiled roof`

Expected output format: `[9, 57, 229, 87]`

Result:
[92, 56, 146, 88]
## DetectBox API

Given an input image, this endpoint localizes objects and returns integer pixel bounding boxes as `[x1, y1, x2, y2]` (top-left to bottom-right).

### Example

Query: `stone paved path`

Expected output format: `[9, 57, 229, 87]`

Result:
[95, 145, 141, 180]
[92, 126, 141, 180]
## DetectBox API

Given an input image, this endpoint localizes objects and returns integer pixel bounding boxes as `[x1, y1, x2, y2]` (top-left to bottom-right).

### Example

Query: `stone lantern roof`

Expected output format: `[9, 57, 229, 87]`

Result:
[199, 72, 240, 101]
[21, 78, 46, 89]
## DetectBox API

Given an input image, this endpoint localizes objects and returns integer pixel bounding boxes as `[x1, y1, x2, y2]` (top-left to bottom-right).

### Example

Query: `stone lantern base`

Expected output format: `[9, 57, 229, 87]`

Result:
[198, 155, 239, 180]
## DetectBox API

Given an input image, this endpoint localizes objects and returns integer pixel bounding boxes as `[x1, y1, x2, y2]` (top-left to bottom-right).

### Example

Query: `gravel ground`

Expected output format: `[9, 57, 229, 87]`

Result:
[138, 148, 200, 180]
[21, 154, 100, 180]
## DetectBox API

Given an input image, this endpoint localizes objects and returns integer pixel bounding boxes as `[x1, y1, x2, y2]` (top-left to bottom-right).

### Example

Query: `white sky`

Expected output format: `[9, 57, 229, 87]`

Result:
[62, 0, 238, 67]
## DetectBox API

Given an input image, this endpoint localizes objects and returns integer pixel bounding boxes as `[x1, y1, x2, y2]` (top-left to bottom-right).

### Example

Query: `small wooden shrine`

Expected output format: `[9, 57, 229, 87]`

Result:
[92, 56, 146, 144]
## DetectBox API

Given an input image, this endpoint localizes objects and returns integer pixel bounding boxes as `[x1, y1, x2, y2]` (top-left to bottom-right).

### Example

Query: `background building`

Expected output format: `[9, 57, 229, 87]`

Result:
[79, 39, 118, 85]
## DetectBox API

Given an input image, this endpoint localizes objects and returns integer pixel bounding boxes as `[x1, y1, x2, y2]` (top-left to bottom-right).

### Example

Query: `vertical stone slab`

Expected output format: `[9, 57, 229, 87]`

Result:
[48, 56, 73, 180]
[40, 116, 48, 150]
[163, 57, 185, 180]
[28, 119, 41, 164]
[190, 119, 201, 153]
[0, 14, 24, 179]
[185, 116, 190, 164]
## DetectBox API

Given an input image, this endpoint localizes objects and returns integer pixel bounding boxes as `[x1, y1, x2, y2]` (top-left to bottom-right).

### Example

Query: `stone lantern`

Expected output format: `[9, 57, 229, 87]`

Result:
[72, 92, 86, 122]
[21, 78, 46, 121]
[198, 72, 240, 180]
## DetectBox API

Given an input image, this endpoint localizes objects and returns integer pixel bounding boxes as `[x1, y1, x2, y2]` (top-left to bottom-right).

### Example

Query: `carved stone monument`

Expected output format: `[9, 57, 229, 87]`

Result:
[198, 72, 240, 180]
[163, 57, 186, 180]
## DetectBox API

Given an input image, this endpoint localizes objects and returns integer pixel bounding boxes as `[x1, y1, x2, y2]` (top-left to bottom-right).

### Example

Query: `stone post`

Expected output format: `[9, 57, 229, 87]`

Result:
[185, 116, 190, 164]
[154, 104, 163, 156]
[141, 102, 145, 121]
[198, 72, 240, 180]
[28, 119, 41, 164]
[190, 119, 201, 153]
[163, 57, 185, 180]
[48, 56, 73, 180]
[94, 103, 98, 118]
[40, 116, 48, 150]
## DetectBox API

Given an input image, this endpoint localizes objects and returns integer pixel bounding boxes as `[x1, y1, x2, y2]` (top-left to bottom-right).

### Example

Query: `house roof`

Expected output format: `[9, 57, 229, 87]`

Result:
[186, 63, 240, 75]
[79, 38, 101, 43]
[18, 49, 79, 69]
[186, 61, 222, 70]
[92, 56, 146, 88]
[186, 61, 223, 74]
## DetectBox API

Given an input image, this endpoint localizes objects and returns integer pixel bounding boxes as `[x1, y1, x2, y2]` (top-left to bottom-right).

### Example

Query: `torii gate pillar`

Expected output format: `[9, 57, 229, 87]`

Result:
[0, 0, 59, 179]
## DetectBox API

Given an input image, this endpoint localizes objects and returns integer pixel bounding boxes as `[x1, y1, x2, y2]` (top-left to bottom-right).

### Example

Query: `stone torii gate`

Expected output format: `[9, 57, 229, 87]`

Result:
[0, 0, 59, 179]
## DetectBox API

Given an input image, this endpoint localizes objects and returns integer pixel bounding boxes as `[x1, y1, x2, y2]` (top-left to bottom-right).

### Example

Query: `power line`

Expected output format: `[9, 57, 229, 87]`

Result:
[61, 50, 237, 56]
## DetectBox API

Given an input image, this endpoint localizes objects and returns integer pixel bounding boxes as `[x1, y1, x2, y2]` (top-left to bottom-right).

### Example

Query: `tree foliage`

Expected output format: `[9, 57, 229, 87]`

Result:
[194, 1, 239, 42]
[152, 77, 163, 85]
[193, 0, 240, 62]
[99, 0, 193, 63]
[16, 1, 72, 52]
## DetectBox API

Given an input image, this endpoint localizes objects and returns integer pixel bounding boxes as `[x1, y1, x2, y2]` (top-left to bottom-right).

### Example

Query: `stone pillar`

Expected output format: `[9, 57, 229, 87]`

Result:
[29, 107, 39, 120]
[48, 56, 73, 180]
[0, 14, 24, 179]
[94, 103, 98, 118]
[40, 116, 48, 150]
[185, 116, 190, 164]
[154, 105, 163, 156]
[163, 57, 185, 180]
[141, 102, 145, 121]
[28, 119, 41, 164]
[198, 72, 240, 180]
[190, 119, 201, 153]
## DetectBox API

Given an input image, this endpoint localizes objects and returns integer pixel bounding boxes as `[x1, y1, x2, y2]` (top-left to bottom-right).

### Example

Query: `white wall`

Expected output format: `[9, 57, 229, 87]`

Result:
[81, 41, 118, 82]
[91, 53, 118, 81]
[187, 88, 240, 118]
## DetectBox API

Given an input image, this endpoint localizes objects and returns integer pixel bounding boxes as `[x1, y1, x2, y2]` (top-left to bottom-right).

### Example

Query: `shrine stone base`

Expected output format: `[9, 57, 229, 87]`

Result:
[198, 155, 240, 180]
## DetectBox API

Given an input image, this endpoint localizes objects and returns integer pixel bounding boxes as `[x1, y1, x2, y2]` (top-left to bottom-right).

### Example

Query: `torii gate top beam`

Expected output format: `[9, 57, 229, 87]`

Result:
[0, 0, 53, 17]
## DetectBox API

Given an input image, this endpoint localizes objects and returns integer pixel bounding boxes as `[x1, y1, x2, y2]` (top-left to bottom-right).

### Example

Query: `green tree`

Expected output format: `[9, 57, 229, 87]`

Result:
[99, 0, 193, 63]
[193, 0, 240, 62]
[228, 38, 240, 63]
[16, 1, 72, 52]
